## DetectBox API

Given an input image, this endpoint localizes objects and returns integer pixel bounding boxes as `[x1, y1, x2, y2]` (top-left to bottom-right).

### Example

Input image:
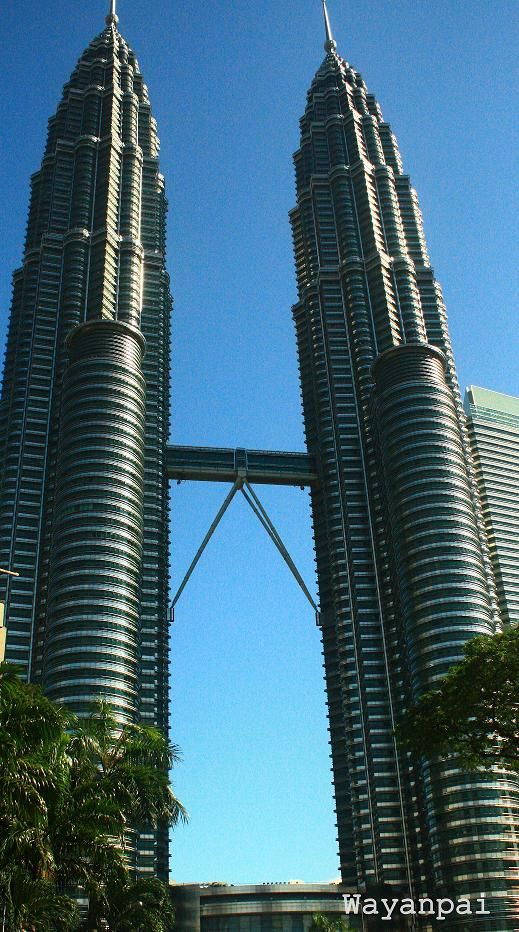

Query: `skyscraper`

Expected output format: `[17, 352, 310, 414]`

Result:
[290, 3, 518, 921]
[1, 0, 517, 919]
[0, 4, 170, 876]
[465, 386, 519, 628]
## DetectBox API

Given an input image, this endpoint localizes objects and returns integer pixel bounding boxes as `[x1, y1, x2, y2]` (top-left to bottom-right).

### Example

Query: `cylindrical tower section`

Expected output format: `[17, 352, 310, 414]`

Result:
[371, 344, 518, 923]
[372, 343, 495, 694]
[43, 319, 146, 723]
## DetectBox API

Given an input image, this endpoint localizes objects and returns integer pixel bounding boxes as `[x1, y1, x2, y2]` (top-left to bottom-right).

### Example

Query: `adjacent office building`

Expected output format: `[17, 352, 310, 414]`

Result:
[465, 386, 519, 628]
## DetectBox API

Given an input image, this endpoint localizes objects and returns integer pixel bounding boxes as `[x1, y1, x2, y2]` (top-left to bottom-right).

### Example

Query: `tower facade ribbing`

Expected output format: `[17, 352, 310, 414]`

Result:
[0, 10, 171, 876]
[290, 17, 518, 924]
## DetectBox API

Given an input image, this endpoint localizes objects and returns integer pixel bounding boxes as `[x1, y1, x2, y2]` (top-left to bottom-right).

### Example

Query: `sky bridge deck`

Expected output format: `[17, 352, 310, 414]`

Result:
[166, 445, 317, 487]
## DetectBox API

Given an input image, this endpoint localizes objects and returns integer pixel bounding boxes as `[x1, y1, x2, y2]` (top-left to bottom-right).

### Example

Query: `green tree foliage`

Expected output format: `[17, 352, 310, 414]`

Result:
[87, 876, 175, 932]
[311, 912, 353, 932]
[0, 662, 186, 930]
[1, 869, 80, 932]
[398, 627, 519, 772]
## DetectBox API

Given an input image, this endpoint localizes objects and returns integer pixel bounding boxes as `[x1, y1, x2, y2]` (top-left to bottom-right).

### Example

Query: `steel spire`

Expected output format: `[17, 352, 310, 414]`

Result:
[106, 0, 119, 26]
[321, 0, 337, 53]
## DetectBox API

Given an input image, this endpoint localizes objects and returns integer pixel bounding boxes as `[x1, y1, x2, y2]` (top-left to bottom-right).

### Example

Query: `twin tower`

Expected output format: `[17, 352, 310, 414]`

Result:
[0, 5, 516, 927]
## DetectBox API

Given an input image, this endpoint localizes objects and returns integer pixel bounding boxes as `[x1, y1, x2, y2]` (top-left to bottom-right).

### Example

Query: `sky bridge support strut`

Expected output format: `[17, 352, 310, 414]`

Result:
[169, 460, 319, 624]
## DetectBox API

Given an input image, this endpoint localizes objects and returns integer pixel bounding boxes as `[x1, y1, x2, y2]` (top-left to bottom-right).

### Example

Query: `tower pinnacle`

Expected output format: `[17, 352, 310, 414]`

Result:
[321, 0, 337, 53]
[106, 0, 119, 26]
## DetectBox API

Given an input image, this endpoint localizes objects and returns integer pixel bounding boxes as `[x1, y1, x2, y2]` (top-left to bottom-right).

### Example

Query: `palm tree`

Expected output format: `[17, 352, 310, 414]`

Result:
[85, 876, 174, 932]
[68, 700, 186, 829]
[53, 701, 187, 888]
[0, 664, 186, 930]
[311, 913, 353, 932]
[0, 663, 78, 928]
[1, 868, 79, 932]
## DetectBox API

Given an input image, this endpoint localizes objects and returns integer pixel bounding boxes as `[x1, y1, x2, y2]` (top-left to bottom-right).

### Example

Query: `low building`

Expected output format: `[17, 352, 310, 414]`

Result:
[170, 883, 348, 932]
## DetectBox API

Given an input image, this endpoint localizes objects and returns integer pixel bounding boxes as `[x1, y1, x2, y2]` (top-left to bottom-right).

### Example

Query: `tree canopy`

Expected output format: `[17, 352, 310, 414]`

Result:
[0, 662, 186, 931]
[398, 626, 519, 773]
[311, 912, 353, 932]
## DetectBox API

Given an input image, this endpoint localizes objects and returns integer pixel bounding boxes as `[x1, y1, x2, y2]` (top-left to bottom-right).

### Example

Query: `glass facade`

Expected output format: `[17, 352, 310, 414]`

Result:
[204, 918, 304, 932]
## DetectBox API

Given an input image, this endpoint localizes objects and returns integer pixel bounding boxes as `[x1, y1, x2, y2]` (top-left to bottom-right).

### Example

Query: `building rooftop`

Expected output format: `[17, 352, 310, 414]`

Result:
[465, 385, 519, 419]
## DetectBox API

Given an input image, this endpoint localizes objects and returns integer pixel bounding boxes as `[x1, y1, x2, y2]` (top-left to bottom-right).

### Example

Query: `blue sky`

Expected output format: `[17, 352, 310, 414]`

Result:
[1, 0, 518, 884]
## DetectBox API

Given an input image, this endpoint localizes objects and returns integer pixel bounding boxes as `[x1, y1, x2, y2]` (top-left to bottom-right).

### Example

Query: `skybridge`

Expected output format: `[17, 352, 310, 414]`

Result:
[166, 445, 318, 487]
[166, 445, 320, 621]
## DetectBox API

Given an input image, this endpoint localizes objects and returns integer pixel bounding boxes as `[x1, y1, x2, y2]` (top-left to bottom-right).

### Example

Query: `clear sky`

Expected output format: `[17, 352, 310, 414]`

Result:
[1, 0, 518, 885]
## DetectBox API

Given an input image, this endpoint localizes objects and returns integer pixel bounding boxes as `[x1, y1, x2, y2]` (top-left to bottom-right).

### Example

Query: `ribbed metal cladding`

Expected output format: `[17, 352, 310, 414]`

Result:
[43, 320, 145, 723]
[372, 342, 494, 693]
